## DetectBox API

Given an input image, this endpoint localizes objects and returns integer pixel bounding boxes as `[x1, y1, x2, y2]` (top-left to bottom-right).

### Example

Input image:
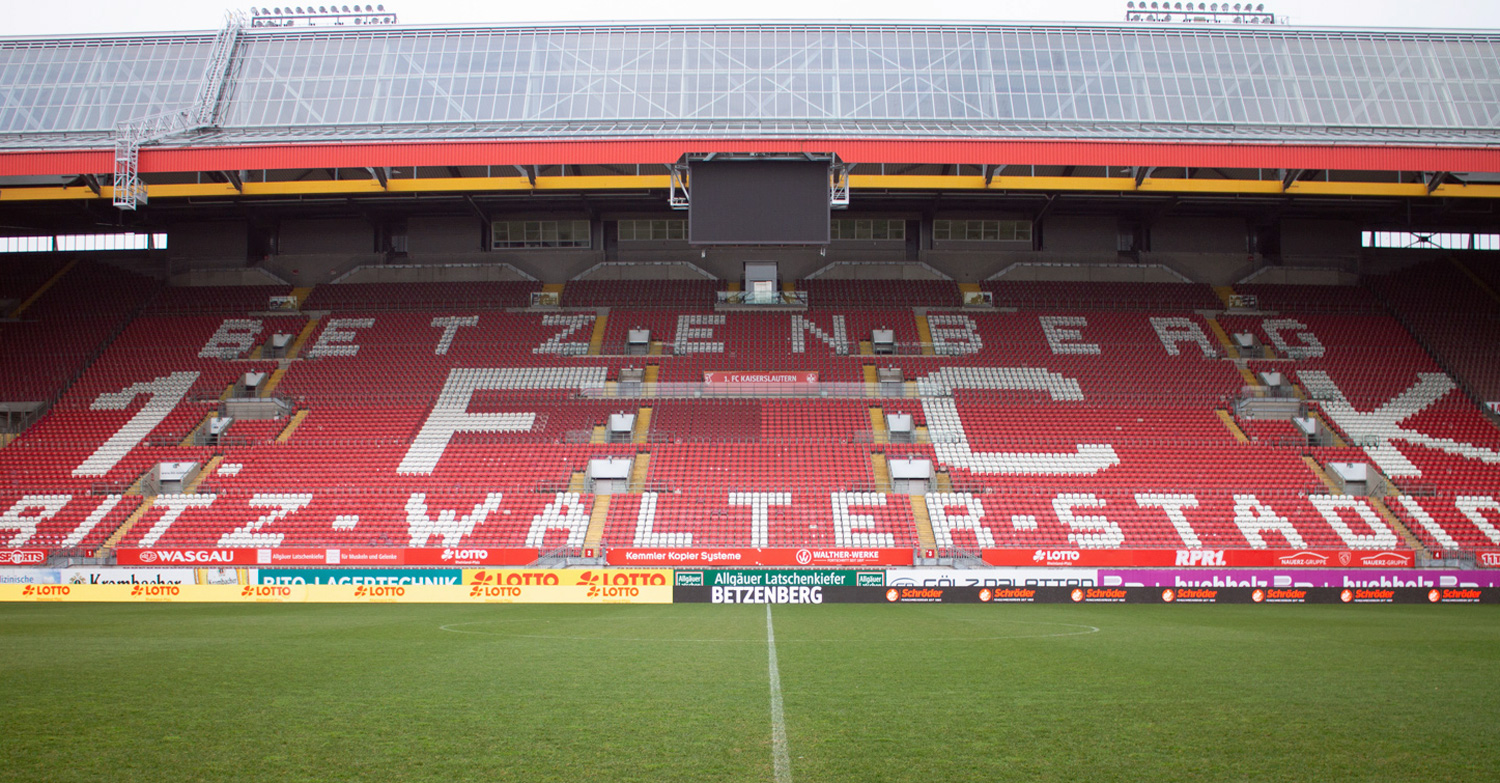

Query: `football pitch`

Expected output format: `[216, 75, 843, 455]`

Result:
[3, 603, 1498, 782]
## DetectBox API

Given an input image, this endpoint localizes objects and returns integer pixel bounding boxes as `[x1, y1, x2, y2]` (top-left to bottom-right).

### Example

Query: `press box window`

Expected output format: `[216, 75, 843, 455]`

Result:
[618, 219, 687, 241]
[0, 232, 167, 253]
[932, 220, 1032, 243]
[830, 219, 905, 241]
[491, 220, 592, 249]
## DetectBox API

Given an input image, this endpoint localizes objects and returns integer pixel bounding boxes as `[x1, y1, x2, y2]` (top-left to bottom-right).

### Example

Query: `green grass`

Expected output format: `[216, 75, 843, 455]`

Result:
[2, 604, 1498, 782]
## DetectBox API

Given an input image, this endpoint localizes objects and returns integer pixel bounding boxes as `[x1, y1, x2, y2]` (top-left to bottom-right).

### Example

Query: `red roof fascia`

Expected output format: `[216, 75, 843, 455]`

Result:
[2, 138, 1498, 177]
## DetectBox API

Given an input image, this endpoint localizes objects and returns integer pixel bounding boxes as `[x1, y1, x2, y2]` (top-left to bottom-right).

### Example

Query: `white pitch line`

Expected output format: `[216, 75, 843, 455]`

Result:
[766, 603, 792, 783]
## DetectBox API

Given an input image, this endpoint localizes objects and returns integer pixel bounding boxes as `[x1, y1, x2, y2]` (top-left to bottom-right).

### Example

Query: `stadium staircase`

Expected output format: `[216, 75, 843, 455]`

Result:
[583, 496, 610, 549]
[908, 496, 937, 551]
[97, 497, 156, 557]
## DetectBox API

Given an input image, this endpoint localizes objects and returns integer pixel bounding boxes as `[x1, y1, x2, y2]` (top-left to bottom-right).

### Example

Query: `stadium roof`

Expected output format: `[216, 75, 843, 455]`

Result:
[3, 20, 1499, 150]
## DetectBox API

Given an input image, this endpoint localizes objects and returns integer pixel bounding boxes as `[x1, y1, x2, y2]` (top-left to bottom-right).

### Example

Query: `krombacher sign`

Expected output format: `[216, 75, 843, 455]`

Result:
[674, 570, 884, 587]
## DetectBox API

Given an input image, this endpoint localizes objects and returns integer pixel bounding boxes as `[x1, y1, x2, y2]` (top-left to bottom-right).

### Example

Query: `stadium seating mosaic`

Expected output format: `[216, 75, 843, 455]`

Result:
[2, 263, 1499, 567]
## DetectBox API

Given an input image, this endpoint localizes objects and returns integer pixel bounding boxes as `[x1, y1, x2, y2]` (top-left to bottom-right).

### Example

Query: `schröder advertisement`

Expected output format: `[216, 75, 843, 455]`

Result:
[673, 585, 1500, 604]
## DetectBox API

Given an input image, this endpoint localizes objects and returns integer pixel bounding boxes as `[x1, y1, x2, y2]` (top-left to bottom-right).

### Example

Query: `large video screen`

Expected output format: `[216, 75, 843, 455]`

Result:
[688, 160, 830, 245]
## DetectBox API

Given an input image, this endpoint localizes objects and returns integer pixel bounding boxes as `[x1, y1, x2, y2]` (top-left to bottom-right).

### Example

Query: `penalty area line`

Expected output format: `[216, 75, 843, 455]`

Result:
[766, 603, 792, 783]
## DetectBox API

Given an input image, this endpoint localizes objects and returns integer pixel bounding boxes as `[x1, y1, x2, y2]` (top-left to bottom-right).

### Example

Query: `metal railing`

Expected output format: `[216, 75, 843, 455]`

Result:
[716, 290, 810, 306]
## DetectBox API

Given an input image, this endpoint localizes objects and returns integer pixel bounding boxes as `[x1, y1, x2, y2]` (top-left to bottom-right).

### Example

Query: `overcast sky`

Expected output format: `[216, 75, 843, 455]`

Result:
[5, 0, 1500, 36]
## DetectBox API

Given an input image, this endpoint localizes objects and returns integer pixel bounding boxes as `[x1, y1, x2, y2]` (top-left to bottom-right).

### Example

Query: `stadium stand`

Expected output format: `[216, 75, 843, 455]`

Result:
[2, 20, 1499, 569]
[802, 279, 962, 308]
[300, 281, 539, 312]
[560, 279, 717, 309]
[1369, 259, 1500, 403]
[8, 270, 1498, 562]
[0, 260, 160, 406]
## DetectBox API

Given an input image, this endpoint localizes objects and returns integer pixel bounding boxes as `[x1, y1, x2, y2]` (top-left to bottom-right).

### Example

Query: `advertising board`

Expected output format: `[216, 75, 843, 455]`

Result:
[61, 568, 209, 585]
[984, 549, 1414, 568]
[0, 549, 48, 566]
[0, 582, 1491, 605]
[610, 548, 911, 567]
[1098, 569, 1500, 588]
[673, 570, 883, 587]
[0, 583, 671, 604]
[463, 569, 671, 587]
[703, 371, 818, 385]
[255, 569, 462, 585]
[0, 569, 60, 585]
[116, 548, 540, 567]
[885, 568, 1099, 587]
[672, 585, 1500, 604]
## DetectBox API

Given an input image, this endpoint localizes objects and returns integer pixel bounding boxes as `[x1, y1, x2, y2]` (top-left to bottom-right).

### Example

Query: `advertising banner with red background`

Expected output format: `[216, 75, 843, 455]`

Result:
[702, 371, 818, 385]
[0, 550, 48, 566]
[983, 549, 1414, 569]
[109, 547, 1415, 569]
[115, 548, 541, 567]
[608, 548, 912, 567]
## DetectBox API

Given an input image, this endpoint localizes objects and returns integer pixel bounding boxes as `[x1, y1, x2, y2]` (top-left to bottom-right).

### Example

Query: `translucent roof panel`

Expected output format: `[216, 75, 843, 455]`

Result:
[3, 23, 1500, 147]
[214, 24, 1500, 140]
[0, 35, 214, 135]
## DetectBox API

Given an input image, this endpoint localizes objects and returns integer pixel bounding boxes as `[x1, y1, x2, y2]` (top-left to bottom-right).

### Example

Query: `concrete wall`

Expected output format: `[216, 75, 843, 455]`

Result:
[280, 219, 372, 255]
[1040, 215, 1116, 253]
[262, 253, 384, 287]
[574, 261, 717, 281]
[166, 221, 248, 268]
[170, 267, 289, 287]
[989, 262, 1188, 283]
[339, 263, 534, 284]
[615, 244, 912, 283]
[1144, 252, 1253, 286]
[805, 261, 948, 280]
[1238, 266, 1359, 285]
[1281, 219, 1361, 263]
[1152, 217, 1247, 254]
[408, 217, 482, 254]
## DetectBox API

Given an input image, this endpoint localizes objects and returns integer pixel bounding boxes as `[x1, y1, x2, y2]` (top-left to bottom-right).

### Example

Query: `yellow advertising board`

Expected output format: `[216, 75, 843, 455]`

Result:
[461, 568, 672, 587]
[0, 583, 671, 604]
[0, 584, 302, 602]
